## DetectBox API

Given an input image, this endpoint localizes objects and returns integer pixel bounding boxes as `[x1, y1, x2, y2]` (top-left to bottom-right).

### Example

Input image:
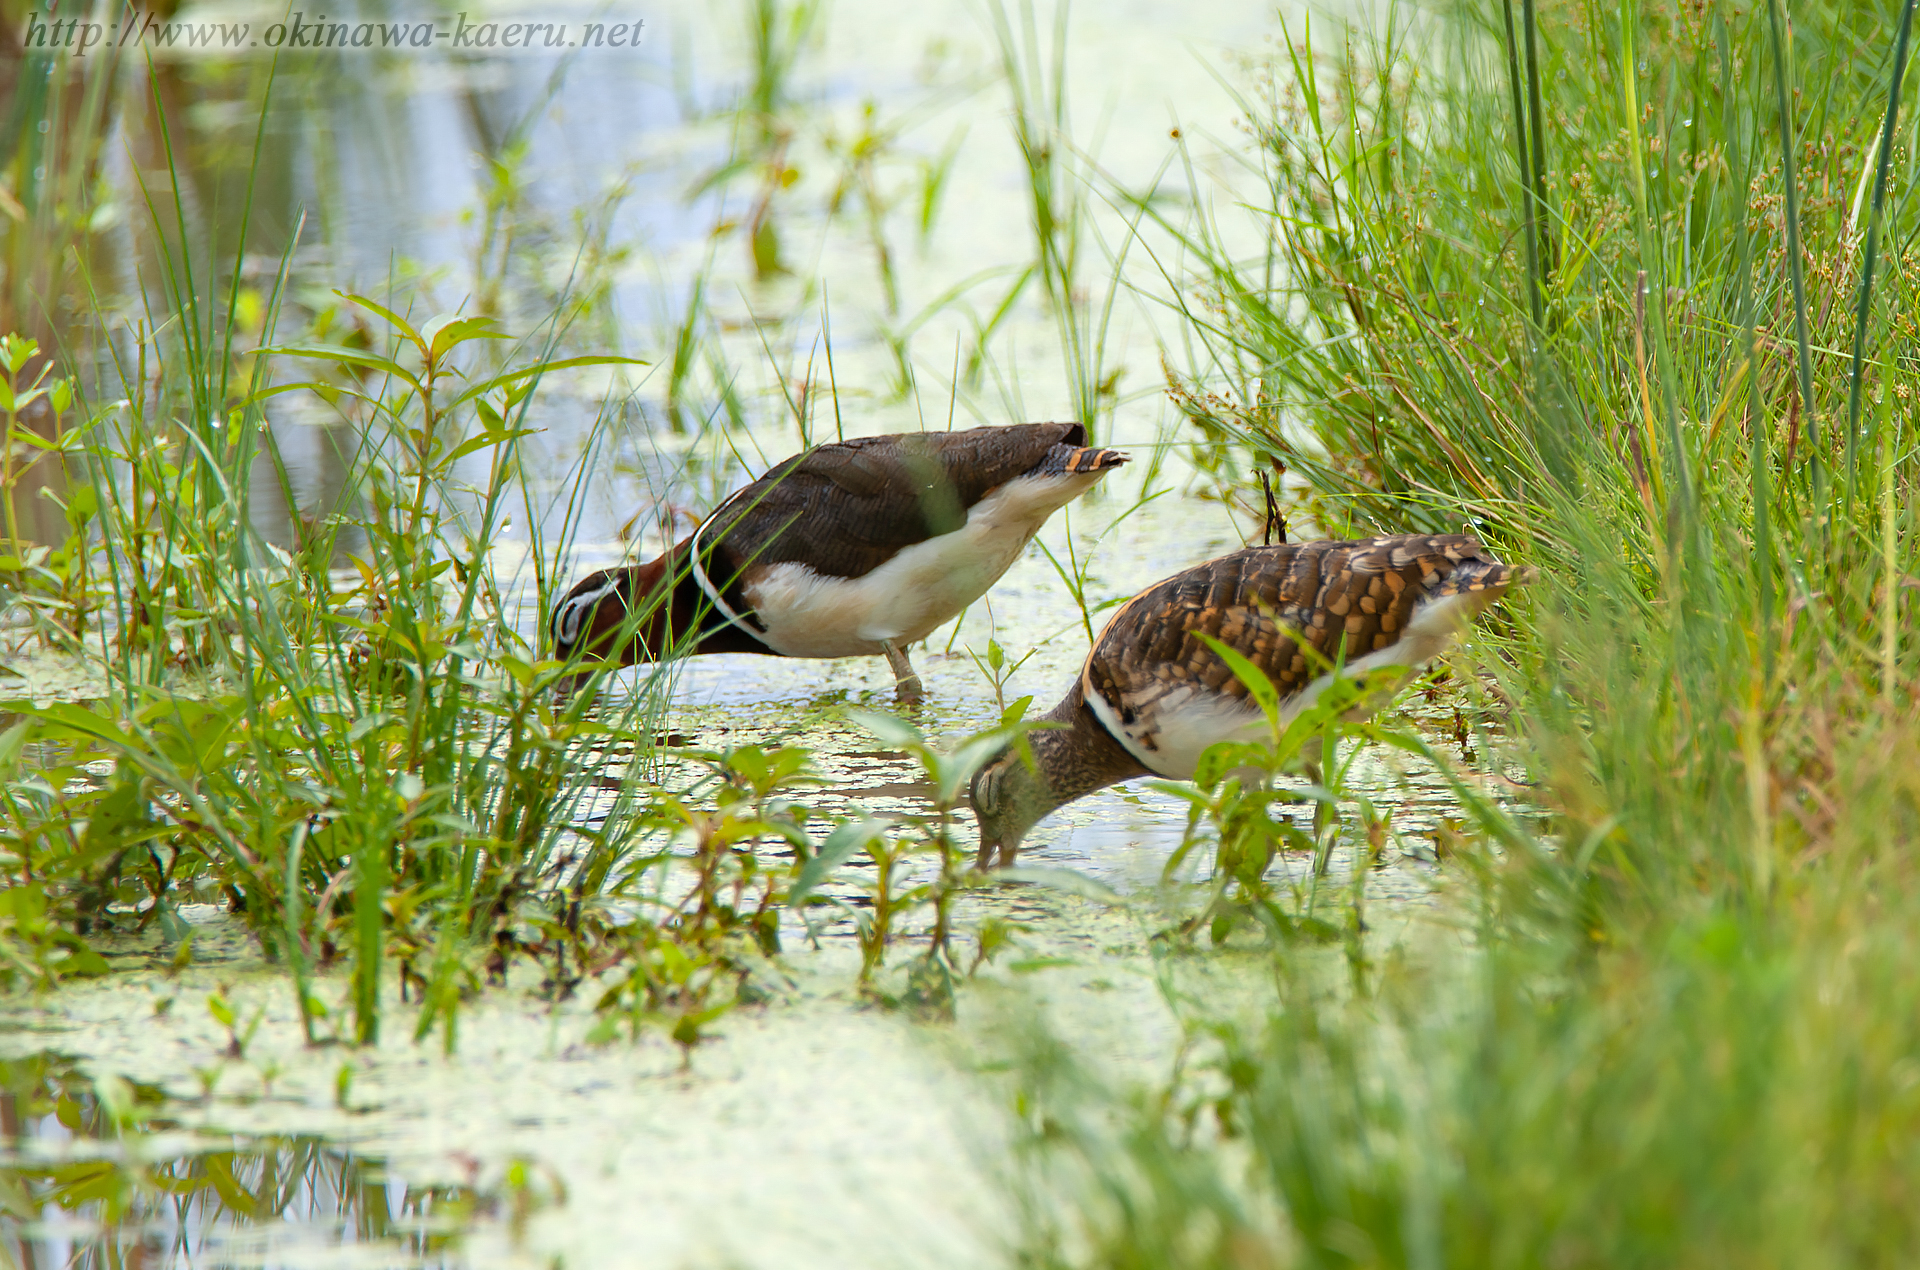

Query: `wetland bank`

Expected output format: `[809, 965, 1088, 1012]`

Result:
[11, 0, 1920, 1265]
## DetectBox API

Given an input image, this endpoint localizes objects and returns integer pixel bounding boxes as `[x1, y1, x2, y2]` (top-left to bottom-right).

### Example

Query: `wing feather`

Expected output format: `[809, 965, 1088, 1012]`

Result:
[1083, 535, 1521, 731]
[705, 422, 1099, 581]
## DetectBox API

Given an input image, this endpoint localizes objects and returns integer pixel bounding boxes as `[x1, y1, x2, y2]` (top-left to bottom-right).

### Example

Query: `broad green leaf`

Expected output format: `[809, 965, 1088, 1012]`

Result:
[255, 342, 423, 394]
[423, 314, 505, 361]
[0, 718, 29, 768]
[337, 291, 423, 349]
[445, 355, 649, 412]
[25, 701, 138, 749]
[0, 336, 38, 375]
[202, 1154, 260, 1217]
[789, 817, 892, 909]
[1143, 777, 1210, 807]
[845, 707, 924, 750]
[63, 485, 97, 524]
[444, 426, 536, 467]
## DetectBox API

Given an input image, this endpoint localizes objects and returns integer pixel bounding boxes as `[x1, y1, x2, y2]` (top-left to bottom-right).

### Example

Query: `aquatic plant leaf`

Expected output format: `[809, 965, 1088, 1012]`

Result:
[846, 707, 924, 749]
[42, 1159, 120, 1210]
[422, 314, 505, 361]
[671, 1000, 734, 1050]
[444, 355, 649, 412]
[21, 700, 140, 750]
[254, 341, 423, 394]
[332, 291, 423, 347]
[443, 425, 537, 467]
[55, 944, 108, 978]
[790, 817, 891, 909]
[201, 1154, 261, 1217]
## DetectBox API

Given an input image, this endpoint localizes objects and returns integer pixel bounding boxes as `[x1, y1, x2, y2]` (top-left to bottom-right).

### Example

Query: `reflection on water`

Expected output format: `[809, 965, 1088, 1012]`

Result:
[0, 1054, 483, 1269]
[57, 0, 1285, 562]
[54, 0, 707, 559]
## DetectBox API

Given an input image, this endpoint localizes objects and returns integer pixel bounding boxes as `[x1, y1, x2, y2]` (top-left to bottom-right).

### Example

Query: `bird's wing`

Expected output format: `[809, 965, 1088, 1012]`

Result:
[703, 422, 1096, 580]
[1082, 535, 1518, 725]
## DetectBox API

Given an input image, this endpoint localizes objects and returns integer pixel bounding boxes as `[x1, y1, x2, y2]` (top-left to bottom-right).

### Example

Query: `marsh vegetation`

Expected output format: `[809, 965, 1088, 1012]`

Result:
[5, 0, 1920, 1264]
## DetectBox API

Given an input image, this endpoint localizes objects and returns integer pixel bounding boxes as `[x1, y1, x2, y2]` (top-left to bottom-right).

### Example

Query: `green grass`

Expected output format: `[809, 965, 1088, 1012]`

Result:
[985, 0, 1132, 438]
[0, 11, 1039, 1056]
[999, 0, 1920, 1263]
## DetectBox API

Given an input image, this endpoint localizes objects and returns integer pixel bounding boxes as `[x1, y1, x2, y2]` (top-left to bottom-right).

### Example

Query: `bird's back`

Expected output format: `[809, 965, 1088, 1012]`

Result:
[1082, 535, 1522, 777]
[705, 422, 1108, 580]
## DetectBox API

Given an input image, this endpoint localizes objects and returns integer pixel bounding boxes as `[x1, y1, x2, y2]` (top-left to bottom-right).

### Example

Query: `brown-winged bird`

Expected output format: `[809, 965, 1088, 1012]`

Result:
[550, 423, 1126, 700]
[969, 534, 1528, 867]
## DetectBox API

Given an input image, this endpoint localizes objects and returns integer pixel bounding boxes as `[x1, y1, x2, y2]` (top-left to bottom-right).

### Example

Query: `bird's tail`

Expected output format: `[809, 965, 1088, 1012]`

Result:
[1037, 442, 1130, 475]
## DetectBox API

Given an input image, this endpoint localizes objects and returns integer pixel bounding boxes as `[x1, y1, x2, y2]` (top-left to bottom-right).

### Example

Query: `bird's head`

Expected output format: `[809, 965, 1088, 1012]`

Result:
[548, 557, 673, 675]
[969, 746, 1060, 870]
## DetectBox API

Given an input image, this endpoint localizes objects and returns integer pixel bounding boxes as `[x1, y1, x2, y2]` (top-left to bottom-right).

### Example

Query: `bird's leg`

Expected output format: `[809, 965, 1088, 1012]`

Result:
[882, 640, 924, 704]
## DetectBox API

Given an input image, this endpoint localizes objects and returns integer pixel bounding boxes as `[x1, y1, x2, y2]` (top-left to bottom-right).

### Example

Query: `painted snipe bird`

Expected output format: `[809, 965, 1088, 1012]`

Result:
[969, 534, 1527, 867]
[550, 422, 1128, 700]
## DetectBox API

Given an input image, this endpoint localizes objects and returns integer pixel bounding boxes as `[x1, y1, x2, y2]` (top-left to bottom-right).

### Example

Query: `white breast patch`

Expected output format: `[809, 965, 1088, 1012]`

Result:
[740, 468, 1107, 659]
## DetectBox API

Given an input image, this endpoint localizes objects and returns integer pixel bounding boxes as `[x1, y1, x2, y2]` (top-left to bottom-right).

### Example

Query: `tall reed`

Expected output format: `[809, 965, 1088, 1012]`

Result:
[1011, 0, 1920, 1260]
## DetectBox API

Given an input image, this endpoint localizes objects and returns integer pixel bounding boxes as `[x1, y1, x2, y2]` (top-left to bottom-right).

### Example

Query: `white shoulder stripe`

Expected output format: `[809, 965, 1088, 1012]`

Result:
[1082, 682, 1169, 774]
[687, 487, 769, 641]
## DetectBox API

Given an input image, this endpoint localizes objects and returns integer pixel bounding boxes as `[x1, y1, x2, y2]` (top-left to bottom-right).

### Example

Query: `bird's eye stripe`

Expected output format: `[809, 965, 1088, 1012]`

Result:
[552, 580, 622, 647]
[555, 599, 585, 644]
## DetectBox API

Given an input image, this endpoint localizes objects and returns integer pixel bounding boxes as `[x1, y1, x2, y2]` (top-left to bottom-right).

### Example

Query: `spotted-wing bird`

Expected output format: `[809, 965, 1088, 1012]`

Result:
[550, 423, 1128, 700]
[969, 534, 1528, 867]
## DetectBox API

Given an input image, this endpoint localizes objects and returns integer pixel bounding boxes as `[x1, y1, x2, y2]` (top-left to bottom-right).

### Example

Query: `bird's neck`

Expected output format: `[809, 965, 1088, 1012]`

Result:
[623, 541, 774, 659]
[1027, 682, 1150, 808]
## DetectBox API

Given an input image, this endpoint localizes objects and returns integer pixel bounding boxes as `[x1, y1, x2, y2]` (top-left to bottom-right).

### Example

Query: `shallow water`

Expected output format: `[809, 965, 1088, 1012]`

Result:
[2, 1055, 477, 1269]
[0, 470, 1508, 1269]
